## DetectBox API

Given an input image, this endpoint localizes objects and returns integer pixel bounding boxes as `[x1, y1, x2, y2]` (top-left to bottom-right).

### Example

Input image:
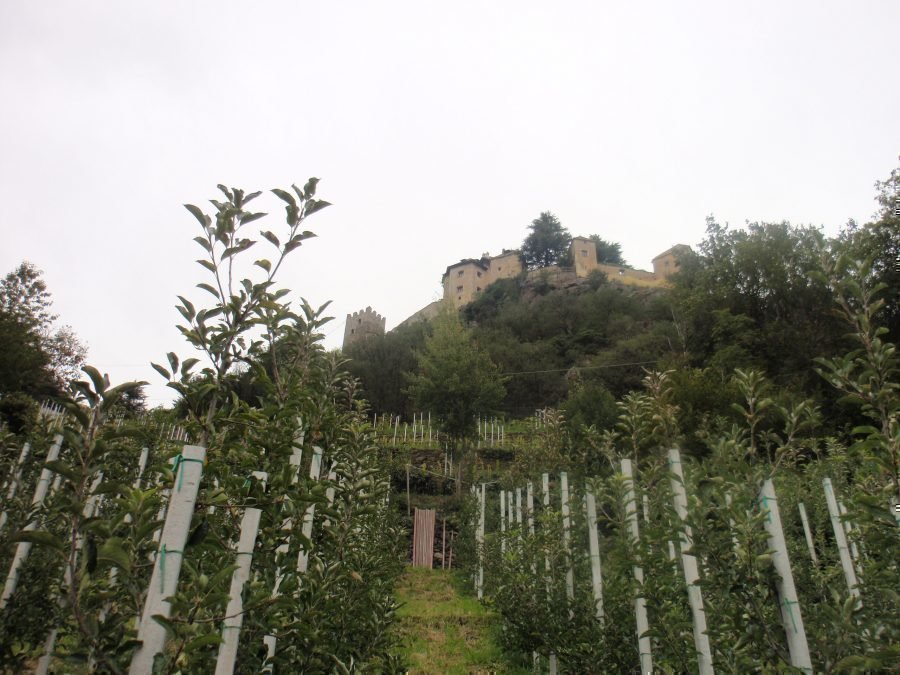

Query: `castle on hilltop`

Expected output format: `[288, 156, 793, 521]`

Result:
[442, 238, 689, 308]
[343, 240, 689, 349]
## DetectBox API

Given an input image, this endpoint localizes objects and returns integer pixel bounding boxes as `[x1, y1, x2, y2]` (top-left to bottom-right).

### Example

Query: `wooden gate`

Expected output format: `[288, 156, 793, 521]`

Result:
[411, 508, 436, 568]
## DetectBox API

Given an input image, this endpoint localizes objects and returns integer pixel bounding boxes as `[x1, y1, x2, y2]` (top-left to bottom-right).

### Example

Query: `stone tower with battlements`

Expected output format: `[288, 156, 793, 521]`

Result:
[342, 306, 386, 350]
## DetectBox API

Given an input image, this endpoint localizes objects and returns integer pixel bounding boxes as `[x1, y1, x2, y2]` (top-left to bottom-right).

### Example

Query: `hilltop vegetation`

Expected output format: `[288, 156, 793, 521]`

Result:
[346, 171, 898, 455]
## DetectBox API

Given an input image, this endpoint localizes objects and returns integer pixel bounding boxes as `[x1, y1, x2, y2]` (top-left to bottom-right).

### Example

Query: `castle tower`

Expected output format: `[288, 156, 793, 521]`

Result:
[342, 306, 386, 350]
[571, 236, 598, 277]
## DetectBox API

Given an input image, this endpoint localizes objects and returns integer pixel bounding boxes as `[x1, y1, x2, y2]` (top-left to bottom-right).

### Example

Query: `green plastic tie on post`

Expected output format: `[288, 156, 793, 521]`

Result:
[159, 544, 184, 592]
[782, 598, 799, 632]
[171, 454, 204, 491]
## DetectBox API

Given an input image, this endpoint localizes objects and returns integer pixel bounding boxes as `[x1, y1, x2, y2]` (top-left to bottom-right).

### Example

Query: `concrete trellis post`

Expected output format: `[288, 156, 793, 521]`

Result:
[541, 473, 558, 675]
[585, 488, 604, 622]
[798, 502, 818, 565]
[621, 458, 652, 675]
[823, 477, 860, 598]
[215, 471, 267, 675]
[759, 479, 813, 674]
[0, 441, 31, 532]
[476, 483, 485, 600]
[560, 472, 574, 604]
[515, 488, 522, 529]
[129, 445, 206, 674]
[667, 449, 713, 675]
[297, 446, 324, 574]
[1, 434, 63, 610]
[838, 501, 860, 563]
[500, 489, 507, 554]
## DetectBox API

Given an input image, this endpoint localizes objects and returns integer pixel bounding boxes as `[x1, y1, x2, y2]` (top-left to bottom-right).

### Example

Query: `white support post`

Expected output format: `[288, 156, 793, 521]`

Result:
[526, 481, 539, 669]
[0, 441, 31, 531]
[1, 434, 63, 610]
[560, 472, 574, 604]
[129, 445, 206, 674]
[724, 492, 740, 553]
[393, 416, 399, 445]
[759, 479, 813, 674]
[263, 437, 302, 666]
[823, 478, 860, 598]
[297, 446, 324, 573]
[515, 487, 523, 529]
[542, 473, 557, 675]
[500, 490, 507, 554]
[838, 500, 860, 563]
[477, 483, 485, 600]
[585, 489, 604, 622]
[797, 503, 818, 565]
[507, 490, 514, 533]
[621, 458, 652, 675]
[216, 471, 267, 675]
[667, 449, 713, 675]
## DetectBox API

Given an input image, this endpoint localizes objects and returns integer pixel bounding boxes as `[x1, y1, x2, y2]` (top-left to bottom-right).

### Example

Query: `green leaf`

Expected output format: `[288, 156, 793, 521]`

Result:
[302, 177, 319, 199]
[167, 352, 180, 377]
[180, 358, 200, 377]
[98, 538, 132, 573]
[184, 632, 222, 653]
[240, 211, 266, 225]
[271, 188, 296, 206]
[82, 365, 108, 395]
[13, 530, 66, 553]
[184, 204, 209, 227]
[44, 459, 77, 481]
[261, 231, 280, 247]
[304, 199, 331, 216]
[254, 259, 272, 273]
[196, 283, 219, 298]
[176, 297, 195, 322]
[150, 363, 171, 380]
[196, 259, 216, 273]
[192, 236, 211, 252]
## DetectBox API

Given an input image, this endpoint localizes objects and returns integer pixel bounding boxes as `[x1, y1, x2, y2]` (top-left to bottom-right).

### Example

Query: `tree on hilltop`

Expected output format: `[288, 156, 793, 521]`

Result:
[589, 234, 627, 265]
[406, 305, 506, 492]
[522, 211, 572, 269]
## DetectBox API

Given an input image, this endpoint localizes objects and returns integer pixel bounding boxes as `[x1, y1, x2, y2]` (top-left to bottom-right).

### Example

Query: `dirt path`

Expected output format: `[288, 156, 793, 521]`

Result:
[394, 567, 529, 674]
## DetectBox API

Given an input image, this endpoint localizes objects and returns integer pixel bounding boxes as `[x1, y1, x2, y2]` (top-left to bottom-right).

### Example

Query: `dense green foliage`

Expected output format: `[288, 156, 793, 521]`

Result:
[0, 183, 406, 673]
[0, 262, 87, 397]
[474, 270, 898, 670]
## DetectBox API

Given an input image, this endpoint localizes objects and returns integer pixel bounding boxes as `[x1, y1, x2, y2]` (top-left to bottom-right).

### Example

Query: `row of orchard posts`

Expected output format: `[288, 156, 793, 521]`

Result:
[0, 426, 362, 674]
[370, 412, 506, 449]
[472, 449, 884, 674]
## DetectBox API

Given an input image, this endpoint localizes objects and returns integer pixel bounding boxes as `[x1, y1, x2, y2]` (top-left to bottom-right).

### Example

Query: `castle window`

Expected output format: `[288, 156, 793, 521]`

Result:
[350, 329, 354, 334]
[358, 318, 362, 324]
[457, 270, 464, 277]
[477, 271, 482, 277]
[497, 266, 502, 271]
[476, 287, 482, 292]
[581, 249, 588, 257]
[456, 285, 463, 293]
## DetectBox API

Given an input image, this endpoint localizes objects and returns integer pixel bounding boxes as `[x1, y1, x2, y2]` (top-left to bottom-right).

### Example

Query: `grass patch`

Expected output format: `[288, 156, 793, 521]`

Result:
[394, 567, 529, 674]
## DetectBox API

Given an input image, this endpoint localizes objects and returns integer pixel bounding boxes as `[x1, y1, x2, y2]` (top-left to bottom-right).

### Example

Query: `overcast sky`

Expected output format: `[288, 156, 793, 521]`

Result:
[1, 1, 897, 407]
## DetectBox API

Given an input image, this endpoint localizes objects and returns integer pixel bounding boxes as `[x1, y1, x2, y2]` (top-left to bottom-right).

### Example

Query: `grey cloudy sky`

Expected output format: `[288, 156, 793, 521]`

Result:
[1, 1, 898, 407]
